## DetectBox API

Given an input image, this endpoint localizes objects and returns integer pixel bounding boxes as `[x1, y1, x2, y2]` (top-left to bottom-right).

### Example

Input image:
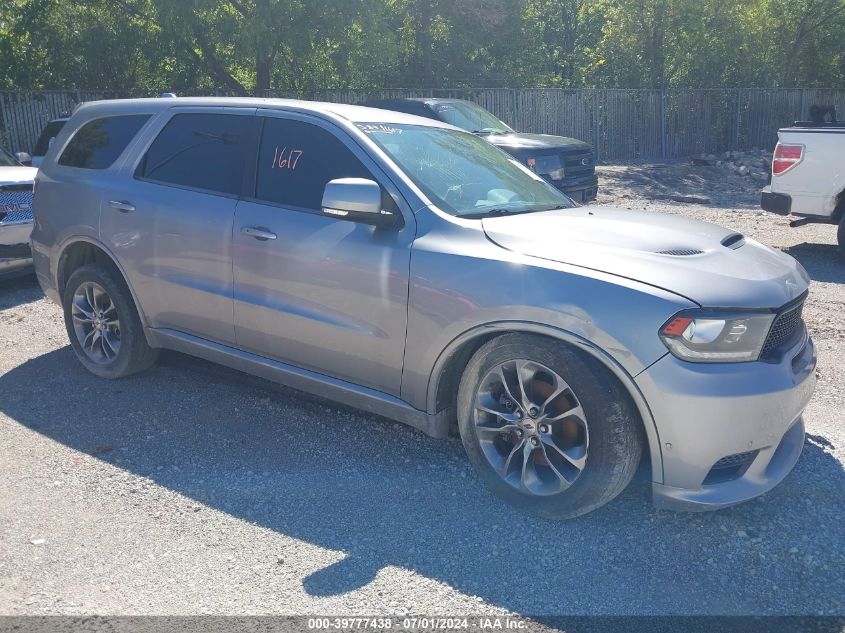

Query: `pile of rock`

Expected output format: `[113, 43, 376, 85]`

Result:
[690, 149, 771, 184]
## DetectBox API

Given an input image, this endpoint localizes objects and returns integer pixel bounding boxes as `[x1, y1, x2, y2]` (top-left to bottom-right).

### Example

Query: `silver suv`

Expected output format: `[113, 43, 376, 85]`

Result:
[31, 98, 816, 519]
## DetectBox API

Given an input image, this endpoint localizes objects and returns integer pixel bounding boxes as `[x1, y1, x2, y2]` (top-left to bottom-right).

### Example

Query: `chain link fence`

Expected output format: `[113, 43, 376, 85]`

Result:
[3, 88, 843, 161]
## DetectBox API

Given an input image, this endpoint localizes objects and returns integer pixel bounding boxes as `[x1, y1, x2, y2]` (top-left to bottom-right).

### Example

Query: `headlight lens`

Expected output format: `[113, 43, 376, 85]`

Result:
[659, 310, 775, 362]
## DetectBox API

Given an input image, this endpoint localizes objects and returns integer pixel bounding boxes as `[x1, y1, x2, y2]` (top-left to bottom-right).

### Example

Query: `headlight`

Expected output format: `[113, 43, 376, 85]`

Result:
[659, 310, 775, 363]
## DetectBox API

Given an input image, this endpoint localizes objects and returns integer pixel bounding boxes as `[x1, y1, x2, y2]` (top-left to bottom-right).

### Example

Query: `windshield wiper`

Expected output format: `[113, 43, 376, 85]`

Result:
[461, 208, 529, 219]
[461, 204, 573, 219]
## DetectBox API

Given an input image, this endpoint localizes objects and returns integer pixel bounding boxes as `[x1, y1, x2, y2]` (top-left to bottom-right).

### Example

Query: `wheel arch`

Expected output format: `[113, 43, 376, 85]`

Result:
[55, 237, 153, 343]
[426, 322, 665, 484]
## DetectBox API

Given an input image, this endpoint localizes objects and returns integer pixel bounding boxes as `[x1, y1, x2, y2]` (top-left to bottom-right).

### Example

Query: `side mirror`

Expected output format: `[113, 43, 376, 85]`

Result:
[321, 178, 398, 229]
[15, 152, 32, 166]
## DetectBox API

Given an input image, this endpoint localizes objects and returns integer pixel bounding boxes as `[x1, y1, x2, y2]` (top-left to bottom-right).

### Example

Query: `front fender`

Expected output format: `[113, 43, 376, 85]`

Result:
[423, 320, 667, 484]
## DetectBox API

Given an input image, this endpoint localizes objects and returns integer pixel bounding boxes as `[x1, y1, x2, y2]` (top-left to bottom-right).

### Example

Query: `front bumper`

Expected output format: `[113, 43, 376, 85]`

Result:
[551, 174, 598, 204]
[0, 221, 34, 279]
[636, 335, 816, 511]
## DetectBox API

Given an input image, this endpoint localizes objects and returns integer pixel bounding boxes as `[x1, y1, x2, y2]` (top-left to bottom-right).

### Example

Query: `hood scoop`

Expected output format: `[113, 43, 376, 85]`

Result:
[657, 248, 704, 256]
[721, 233, 746, 249]
[657, 233, 746, 256]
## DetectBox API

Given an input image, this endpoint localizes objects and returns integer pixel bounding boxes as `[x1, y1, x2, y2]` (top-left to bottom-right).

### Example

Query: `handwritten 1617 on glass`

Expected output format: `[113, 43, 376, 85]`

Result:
[271, 146, 304, 170]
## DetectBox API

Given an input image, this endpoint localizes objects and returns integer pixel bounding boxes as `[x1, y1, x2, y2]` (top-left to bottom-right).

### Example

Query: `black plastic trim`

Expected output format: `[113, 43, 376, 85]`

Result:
[761, 190, 791, 215]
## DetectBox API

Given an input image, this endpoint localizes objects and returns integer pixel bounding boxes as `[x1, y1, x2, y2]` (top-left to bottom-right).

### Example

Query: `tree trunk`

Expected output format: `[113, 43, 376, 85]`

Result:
[415, 0, 436, 88]
[256, 55, 271, 94]
[648, 0, 667, 89]
[254, 0, 274, 94]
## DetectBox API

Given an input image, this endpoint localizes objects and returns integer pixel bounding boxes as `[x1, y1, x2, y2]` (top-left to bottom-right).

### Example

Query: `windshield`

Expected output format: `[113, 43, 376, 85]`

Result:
[430, 102, 513, 135]
[358, 123, 575, 217]
[0, 145, 20, 167]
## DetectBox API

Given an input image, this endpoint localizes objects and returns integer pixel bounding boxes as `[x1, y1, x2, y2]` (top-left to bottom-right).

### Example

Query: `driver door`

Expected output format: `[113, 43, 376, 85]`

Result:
[232, 112, 415, 395]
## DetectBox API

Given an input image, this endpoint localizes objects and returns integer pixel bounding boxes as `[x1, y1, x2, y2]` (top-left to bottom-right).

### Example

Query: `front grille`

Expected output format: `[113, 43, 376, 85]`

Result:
[0, 188, 34, 224]
[760, 299, 806, 361]
[561, 150, 595, 176]
[703, 449, 759, 485]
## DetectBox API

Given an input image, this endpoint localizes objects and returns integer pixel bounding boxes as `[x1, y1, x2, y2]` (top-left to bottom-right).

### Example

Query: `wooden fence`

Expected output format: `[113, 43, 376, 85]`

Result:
[3, 88, 844, 161]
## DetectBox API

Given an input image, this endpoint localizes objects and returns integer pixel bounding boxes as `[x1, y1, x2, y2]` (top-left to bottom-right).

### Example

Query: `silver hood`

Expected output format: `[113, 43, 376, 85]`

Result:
[482, 207, 809, 308]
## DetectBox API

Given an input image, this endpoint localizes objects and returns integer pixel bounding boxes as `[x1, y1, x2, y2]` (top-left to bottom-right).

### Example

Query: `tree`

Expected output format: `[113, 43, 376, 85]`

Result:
[1, 0, 844, 92]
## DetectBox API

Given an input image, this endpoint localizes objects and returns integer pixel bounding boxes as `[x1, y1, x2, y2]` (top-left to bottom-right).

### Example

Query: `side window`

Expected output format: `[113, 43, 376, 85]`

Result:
[58, 115, 150, 169]
[255, 117, 373, 210]
[139, 113, 251, 196]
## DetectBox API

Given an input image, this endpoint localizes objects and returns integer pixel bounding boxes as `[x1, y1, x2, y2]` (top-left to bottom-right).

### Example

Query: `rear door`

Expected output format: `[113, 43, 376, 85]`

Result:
[232, 111, 415, 395]
[100, 107, 255, 345]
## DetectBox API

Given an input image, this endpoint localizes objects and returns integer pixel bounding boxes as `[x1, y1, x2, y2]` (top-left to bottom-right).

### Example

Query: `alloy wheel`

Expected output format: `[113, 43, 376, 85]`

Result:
[473, 359, 589, 496]
[71, 281, 121, 364]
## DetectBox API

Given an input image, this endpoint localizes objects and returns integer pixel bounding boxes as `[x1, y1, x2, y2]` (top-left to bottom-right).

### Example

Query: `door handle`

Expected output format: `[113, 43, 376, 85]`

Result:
[109, 200, 135, 213]
[241, 226, 277, 241]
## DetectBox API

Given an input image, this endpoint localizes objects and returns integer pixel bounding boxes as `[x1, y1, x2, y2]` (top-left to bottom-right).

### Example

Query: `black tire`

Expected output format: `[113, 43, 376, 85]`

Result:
[457, 333, 643, 520]
[62, 264, 158, 379]
[838, 215, 845, 259]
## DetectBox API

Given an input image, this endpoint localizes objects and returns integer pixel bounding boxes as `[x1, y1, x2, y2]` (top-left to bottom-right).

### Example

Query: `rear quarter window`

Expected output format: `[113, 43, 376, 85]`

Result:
[58, 115, 150, 169]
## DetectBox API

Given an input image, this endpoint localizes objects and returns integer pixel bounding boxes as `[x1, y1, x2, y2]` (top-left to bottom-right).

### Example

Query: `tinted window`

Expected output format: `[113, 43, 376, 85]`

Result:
[255, 118, 372, 210]
[140, 113, 251, 196]
[58, 115, 149, 169]
[33, 120, 67, 156]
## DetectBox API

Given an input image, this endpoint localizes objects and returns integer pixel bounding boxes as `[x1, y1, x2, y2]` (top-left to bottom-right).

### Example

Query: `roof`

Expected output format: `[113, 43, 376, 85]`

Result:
[73, 97, 456, 129]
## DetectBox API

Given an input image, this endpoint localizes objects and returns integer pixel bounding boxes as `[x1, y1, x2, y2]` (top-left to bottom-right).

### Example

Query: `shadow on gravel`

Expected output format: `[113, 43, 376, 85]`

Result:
[781, 243, 844, 284]
[0, 273, 43, 310]
[1, 347, 844, 616]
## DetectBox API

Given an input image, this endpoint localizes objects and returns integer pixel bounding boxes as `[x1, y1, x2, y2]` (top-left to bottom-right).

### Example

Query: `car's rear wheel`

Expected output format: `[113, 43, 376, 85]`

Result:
[62, 264, 158, 379]
[457, 333, 643, 519]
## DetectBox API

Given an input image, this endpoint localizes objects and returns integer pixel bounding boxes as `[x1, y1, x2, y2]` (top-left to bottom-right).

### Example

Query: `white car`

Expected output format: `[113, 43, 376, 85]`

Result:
[0, 145, 37, 280]
[760, 121, 845, 254]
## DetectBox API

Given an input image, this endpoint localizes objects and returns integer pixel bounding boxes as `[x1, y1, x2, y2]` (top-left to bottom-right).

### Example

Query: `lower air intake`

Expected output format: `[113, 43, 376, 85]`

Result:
[703, 450, 759, 485]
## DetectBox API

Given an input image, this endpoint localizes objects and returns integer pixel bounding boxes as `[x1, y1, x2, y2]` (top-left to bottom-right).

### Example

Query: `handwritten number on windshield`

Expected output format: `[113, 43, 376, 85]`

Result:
[272, 146, 304, 171]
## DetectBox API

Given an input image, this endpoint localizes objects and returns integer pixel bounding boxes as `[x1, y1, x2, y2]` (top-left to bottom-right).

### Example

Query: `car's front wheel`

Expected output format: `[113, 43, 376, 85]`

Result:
[457, 333, 643, 519]
[62, 264, 158, 379]
[838, 214, 845, 258]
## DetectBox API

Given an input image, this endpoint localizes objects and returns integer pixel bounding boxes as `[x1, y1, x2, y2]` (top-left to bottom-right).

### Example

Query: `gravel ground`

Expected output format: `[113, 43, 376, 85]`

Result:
[0, 163, 843, 618]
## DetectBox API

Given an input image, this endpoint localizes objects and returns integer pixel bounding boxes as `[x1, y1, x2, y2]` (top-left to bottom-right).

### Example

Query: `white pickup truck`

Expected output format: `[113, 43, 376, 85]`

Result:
[761, 121, 844, 255]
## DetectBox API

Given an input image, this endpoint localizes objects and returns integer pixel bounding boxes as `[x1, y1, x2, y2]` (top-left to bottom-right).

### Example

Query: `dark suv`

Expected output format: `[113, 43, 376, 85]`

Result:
[359, 98, 598, 203]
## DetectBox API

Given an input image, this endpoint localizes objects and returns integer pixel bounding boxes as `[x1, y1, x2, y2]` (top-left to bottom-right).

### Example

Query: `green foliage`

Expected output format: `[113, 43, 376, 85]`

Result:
[1, 0, 843, 91]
